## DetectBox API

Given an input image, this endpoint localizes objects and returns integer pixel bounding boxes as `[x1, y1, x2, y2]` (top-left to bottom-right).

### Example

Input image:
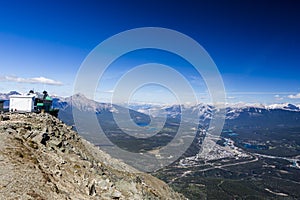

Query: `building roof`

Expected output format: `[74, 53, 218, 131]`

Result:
[10, 94, 37, 98]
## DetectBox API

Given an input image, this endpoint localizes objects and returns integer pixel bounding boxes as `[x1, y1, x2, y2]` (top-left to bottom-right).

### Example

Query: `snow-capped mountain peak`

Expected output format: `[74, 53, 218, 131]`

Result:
[267, 103, 299, 111]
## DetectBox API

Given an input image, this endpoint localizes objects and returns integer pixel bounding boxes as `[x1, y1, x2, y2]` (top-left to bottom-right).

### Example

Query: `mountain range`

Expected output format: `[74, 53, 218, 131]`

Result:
[2, 91, 300, 133]
[50, 93, 300, 128]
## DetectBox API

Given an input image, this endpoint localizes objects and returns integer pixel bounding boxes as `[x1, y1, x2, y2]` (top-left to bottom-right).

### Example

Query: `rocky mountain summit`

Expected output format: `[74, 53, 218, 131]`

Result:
[0, 113, 185, 200]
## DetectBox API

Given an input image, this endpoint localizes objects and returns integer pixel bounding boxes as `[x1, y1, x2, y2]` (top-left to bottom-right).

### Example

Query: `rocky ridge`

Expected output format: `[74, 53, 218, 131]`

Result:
[0, 113, 185, 200]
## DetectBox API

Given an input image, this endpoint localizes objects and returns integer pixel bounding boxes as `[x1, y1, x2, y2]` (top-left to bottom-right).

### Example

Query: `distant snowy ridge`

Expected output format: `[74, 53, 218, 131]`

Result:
[0, 91, 20, 100]
[267, 103, 299, 111]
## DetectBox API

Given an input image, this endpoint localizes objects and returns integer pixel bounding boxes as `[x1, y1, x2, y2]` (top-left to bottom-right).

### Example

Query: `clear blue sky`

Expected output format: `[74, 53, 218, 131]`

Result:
[0, 0, 299, 104]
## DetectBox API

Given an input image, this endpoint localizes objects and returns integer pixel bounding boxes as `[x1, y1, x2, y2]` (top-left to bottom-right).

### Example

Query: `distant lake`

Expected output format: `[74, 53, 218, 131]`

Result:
[223, 129, 238, 136]
[135, 122, 149, 127]
[222, 129, 233, 133]
[135, 122, 159, 132]
[243, 143, 268, 150]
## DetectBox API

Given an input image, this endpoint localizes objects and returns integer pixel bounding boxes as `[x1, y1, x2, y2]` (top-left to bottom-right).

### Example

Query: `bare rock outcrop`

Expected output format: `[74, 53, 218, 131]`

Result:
[0, 113, 185, 200]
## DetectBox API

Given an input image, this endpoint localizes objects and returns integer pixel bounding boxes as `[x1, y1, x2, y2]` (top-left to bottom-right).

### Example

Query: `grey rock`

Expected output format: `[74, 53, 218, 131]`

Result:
[111, 190, 122, 199]
[48, 138, 62, 148]
[22, 131, 32, 139]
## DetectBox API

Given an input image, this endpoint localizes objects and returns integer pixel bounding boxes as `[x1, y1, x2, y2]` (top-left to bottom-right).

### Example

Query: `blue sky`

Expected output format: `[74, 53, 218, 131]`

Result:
[0, 0, 300, 104]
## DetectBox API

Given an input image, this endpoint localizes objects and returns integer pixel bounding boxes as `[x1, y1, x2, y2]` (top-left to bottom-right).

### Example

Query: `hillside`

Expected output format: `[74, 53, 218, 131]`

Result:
[0, 113, 185, 199]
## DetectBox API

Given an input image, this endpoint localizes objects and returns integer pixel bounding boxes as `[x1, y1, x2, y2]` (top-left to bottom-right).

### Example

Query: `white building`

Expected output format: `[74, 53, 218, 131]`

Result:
[9, 94, 37, 112]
